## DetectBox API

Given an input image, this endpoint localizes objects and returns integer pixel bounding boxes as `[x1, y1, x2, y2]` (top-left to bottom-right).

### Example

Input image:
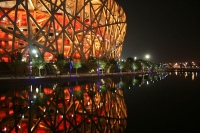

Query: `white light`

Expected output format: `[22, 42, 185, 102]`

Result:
[145, 54, 150, 59]
[134, 57, 137, 60]
[36, 88, 38, 93]
[32, 49, 37, 54]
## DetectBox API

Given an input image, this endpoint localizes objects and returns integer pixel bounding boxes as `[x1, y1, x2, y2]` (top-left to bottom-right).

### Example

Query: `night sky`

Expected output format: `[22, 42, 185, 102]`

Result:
[115, 0, 200, 63]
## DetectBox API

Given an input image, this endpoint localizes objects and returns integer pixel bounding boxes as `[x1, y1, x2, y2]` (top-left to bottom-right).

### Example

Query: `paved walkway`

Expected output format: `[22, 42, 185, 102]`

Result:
[0, 71, 152, 80]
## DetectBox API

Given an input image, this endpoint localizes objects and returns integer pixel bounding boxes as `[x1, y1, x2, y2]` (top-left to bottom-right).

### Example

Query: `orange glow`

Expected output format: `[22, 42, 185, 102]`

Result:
[74, 86, 81, 91]
[43, 88, 53, 95]
[9, 109, 14, 115]
[0, 96, 6, 101]
[0, 111, 6, 118]
[0, 0, 126, 62]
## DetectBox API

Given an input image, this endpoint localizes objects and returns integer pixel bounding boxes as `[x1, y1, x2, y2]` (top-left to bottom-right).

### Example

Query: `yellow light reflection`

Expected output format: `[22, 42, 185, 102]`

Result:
[192, 72, 194, 80]
[175, 71, 177, 75]
[185, 72, 188, 78]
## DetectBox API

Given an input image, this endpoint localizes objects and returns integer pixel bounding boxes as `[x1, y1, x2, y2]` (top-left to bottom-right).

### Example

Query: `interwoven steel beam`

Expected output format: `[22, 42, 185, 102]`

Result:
[0, 79, 127, 132]
[0, 0, 126, 62]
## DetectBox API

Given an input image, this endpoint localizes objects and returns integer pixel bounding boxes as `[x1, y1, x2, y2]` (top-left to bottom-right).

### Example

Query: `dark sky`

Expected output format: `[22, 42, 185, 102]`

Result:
[115, 0, 200, 63]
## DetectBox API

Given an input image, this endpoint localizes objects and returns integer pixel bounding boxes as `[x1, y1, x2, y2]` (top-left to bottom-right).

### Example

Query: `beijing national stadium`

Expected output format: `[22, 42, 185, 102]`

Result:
[0, 0, 126, 63]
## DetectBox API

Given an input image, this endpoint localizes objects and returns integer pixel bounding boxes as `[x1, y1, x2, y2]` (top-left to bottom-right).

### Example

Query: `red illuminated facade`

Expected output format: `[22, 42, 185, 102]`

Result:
[0, 0, 126, 62]
[0, 79, 127, 132]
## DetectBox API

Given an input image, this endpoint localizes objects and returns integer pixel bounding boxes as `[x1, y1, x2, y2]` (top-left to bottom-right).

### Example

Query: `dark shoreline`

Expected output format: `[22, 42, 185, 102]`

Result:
[1, 69, 200, 86]
[167, 68, 200, 72]
[0, 72, 160, 86]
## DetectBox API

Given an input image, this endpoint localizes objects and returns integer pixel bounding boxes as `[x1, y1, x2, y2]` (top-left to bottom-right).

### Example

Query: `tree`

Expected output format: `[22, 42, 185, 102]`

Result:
[32, 56, 46, 77]
[118, 61, 125, 73]
[153, 63, 160, 72]
[107, 58, 117, 73]
[99, 60, 107, 74]
[87, 56, 97, 72]
[136, 59, 148, 72]
[125, 57, 134, 72]
[124, 61, 131, 72]
[55, 53, 66, 74]
[132, 62, 138, 72]
[126, 57, 134, 64]
[10, 51, 23, 78]
[73, 61, 82, 75]
[142, 61, 150, 72]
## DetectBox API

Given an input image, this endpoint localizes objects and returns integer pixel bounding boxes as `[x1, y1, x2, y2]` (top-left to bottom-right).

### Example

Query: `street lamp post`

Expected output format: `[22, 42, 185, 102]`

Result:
[117, 62, 120, 74]
[69, 57, 73, 77]
[97, 60, 100, 76]
[28, 52, 32, 78]
[97, 55, 101, 76]
[29, 49, 38, 78]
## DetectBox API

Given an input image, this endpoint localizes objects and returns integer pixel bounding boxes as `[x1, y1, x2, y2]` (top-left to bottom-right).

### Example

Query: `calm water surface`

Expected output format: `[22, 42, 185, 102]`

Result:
[124, 72, 200, 133]
[0, 72, 199, 133]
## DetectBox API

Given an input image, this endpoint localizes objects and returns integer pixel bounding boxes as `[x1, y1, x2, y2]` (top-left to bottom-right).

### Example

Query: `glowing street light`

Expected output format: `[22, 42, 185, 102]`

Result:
[32, 49, 38, 57]
[29, 49, 38, 78]
[32, 49, 37, 54]
[145, 54, 150, 59]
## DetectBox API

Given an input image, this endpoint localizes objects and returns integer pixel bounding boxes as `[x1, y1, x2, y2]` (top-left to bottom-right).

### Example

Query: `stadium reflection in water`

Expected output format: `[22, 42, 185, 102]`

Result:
[0, 73, 168, 133]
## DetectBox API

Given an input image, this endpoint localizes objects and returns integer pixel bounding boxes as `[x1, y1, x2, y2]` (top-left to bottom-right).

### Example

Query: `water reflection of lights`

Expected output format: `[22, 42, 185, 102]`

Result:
[175, 71, 178, 75]
[185, 72, 188, 78]
[0, 73, 169, 132]
[177, 71, 199, 81]
[0, 80, 127, 133]
[131, 73, 168, 87]
[192, 72, 194, 80]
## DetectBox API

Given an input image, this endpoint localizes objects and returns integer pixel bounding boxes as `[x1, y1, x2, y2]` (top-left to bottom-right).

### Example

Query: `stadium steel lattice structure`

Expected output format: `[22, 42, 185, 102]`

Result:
[0, 79, 127, 132]
[0, 0, 127, 62]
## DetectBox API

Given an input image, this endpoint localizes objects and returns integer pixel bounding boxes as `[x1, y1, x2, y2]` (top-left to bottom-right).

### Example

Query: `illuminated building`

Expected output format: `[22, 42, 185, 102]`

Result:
[0, 79, 127, 132]
[0, 0, 127, 62]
